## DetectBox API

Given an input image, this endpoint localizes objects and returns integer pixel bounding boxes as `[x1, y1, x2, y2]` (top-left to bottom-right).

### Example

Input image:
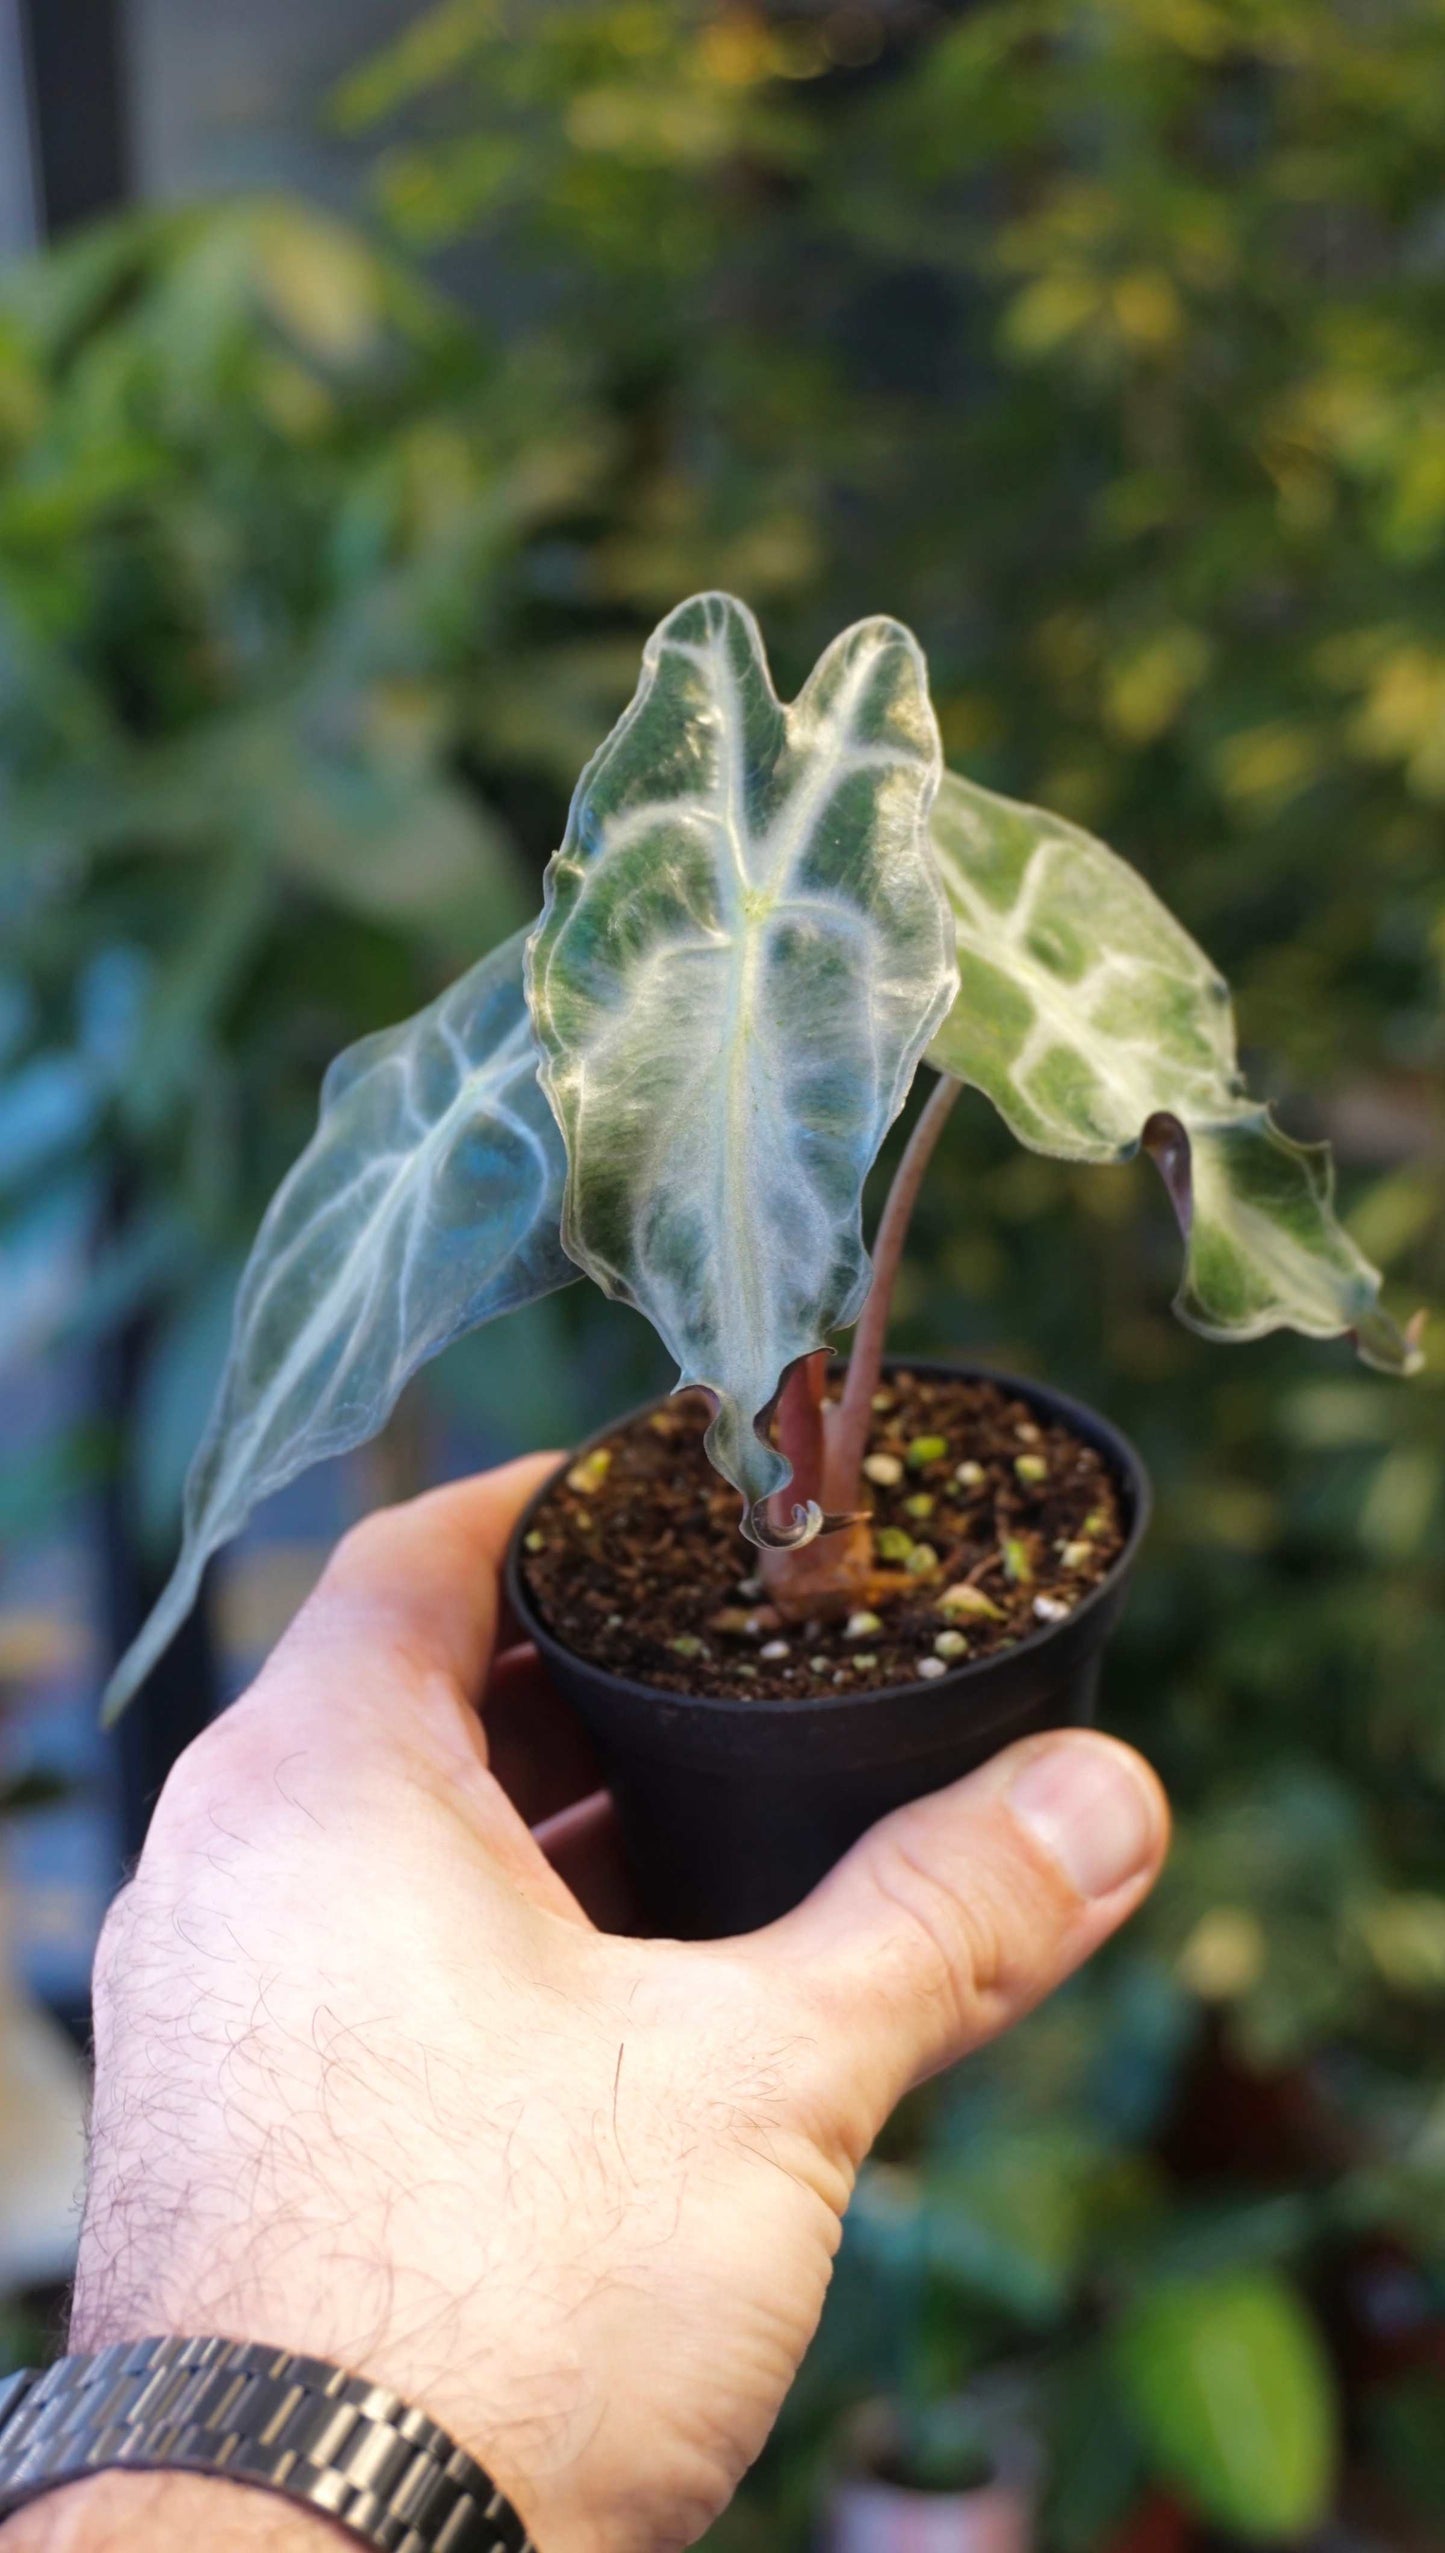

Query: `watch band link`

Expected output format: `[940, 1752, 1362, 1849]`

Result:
[0, 2337, 535, 2553]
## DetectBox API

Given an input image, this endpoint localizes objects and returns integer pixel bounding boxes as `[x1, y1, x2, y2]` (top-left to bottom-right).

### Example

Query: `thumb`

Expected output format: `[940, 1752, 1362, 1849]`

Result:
[761, 1731, 1169, 2153]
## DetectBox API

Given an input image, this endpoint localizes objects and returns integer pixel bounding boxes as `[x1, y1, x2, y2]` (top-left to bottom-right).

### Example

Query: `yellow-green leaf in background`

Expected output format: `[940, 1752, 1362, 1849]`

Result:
[1116, 2271, 1338, 2541]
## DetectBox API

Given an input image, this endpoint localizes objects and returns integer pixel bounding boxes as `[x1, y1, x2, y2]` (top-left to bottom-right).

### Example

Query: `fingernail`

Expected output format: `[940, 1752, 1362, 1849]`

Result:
[1008, 1737, 1160, 1899]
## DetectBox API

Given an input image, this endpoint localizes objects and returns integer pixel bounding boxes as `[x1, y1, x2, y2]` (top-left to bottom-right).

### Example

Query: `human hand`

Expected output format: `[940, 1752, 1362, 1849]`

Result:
[47, 1457, 1167, 2553]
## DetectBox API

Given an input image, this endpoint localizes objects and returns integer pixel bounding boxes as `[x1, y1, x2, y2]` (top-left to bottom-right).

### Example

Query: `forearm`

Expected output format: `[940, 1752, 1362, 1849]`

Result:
[0, 2472, 332, 2550]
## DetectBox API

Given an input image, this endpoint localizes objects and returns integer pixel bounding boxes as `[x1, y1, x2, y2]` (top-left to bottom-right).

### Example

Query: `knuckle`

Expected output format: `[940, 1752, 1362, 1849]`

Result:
[91, 1882, 138, 2005]
[143, 1706, 283, 1861]
[149, 1716, 239, 1830]
[868, 1840, 996, 2042]
[866, 1830, 1058, 2051]
[326, 1508, 393, 1586]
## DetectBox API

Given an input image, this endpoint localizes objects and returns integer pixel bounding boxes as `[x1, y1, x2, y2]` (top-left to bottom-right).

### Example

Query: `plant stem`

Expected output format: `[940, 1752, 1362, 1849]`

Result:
[767, 1348, 827, 1533]
[825, 1070, 962, 1511]
[759, 1072, 962, 1619]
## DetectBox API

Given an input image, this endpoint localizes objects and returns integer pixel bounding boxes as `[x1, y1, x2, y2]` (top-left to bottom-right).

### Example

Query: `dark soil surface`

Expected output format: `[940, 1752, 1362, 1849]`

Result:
[519, 1370, 1128, 1703]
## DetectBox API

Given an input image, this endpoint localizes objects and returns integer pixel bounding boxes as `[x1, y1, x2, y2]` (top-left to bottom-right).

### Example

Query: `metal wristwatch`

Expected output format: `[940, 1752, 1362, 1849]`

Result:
[0, 2337, 536, 2552]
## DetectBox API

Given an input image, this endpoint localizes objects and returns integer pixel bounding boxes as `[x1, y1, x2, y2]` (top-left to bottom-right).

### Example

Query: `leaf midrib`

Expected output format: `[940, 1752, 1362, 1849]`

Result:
[702, 622, 883, 1396]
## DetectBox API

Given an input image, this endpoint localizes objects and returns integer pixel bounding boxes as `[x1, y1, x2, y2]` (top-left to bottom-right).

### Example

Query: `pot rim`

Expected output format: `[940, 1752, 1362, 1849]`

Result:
[506, 1359, 1151, 1723]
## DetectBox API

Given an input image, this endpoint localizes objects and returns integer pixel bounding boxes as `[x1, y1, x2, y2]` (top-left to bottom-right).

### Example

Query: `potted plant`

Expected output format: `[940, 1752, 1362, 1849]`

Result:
[103, 593, 1421, 1931]
[819, 2167, 1041, 2553]
[826, 2395, 1034, 2553]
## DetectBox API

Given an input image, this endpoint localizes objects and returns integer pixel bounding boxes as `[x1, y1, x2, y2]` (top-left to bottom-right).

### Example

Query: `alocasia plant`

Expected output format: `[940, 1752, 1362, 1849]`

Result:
[103, 594, 1420, 1719]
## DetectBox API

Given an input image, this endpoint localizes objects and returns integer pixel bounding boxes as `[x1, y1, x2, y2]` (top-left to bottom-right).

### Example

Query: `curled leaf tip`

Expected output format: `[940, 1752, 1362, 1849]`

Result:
[745, 1496, 825, 1552]
[1354, 1302, 1427, 1379]
[1141, 1110, 1192, 1228]
[743, 1498, 873, 1550]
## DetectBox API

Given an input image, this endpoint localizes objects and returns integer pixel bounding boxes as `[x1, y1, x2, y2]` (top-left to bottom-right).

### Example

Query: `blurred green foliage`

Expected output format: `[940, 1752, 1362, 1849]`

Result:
[0, 195, 639, 1525]
[3, 0, 1444, 2537]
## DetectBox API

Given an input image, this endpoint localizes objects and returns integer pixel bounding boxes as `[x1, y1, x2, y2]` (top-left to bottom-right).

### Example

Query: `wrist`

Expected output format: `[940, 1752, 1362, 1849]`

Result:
[0, 2472, 331, 2550]
[73, 2012, 603, 2553]
[3, 2330, 594, 2553]
[58, 2303, 593, 2553]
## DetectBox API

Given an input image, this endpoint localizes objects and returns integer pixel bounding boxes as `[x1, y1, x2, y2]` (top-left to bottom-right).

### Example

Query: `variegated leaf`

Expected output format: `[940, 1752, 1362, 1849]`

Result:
[928, 771, 1420, 1375]
[103, 927, 574, 1720]
[527, 592, 956, 1542]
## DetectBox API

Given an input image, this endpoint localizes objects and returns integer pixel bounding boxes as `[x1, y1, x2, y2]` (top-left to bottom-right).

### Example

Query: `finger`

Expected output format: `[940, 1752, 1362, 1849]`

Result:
[757, 1731, 1168, 2154]
[493, 1569, 541, 1659]
[253, 1453, 563, 1746]
[534, 1791, 646, 1935]
[484, 1644, 603, 1826]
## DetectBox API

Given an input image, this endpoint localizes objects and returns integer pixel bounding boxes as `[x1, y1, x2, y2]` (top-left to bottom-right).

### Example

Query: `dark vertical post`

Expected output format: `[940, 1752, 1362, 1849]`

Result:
[0, 0, 40, 253]
[18, 0, 130, 233]
[95, 1308, 220, 1868]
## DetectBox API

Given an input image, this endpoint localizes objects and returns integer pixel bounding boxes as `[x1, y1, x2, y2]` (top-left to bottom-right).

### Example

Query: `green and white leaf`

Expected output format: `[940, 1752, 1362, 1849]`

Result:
[928, 771, 1420, 1376]
[103, 927, 574, 1721]
[527, 591, 955, 1542]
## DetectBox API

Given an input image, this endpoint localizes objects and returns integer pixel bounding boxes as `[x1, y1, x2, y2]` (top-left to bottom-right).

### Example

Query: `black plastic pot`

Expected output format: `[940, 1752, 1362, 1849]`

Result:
[506, 1362, 1151, 1938]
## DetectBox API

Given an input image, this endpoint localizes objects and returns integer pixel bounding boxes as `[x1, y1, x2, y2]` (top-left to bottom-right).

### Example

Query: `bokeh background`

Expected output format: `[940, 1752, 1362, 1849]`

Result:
[1, 2, 1443, 2543]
